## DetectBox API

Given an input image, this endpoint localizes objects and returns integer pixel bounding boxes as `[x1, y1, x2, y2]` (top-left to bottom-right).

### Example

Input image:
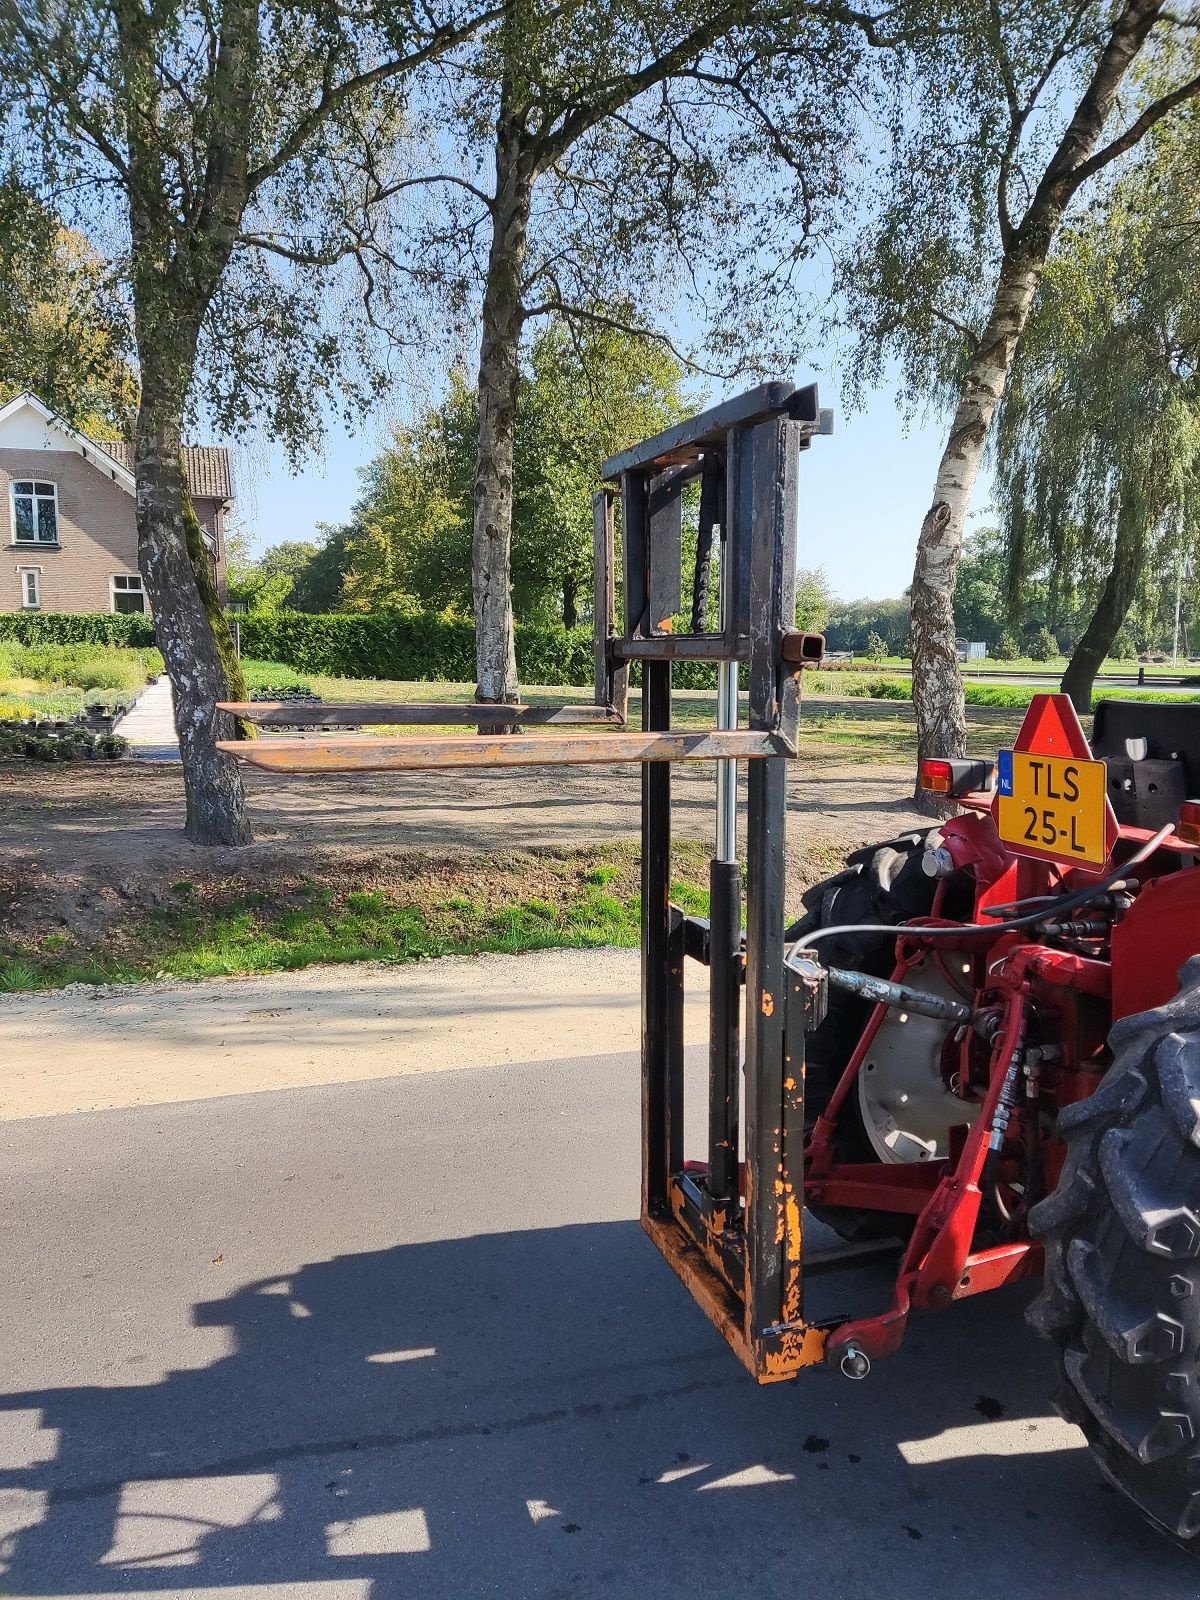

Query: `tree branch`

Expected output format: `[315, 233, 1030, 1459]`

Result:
[245, 3, 509, 191]
[1070, 70, 1200, 190]
[522, 291, 743, 380]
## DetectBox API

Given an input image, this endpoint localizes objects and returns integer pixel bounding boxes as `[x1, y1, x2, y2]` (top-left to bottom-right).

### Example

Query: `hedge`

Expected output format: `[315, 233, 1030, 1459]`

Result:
[0, 611, 156, 647]
[239, 610, 723, 690]
[1, 608, 726, 689]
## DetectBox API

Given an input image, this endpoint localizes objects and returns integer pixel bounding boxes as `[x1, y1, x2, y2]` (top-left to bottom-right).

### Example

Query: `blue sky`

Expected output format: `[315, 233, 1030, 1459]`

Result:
[227, 377, 987, 603]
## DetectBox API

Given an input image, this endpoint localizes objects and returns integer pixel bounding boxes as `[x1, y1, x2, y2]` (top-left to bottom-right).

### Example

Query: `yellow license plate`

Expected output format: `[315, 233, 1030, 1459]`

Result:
[995, 751, 1110, 868]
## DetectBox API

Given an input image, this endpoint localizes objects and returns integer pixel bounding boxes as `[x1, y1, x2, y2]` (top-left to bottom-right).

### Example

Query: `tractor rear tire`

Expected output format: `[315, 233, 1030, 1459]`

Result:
[792, 829, 960, 1242]
[1028, 957, 1200, 1548]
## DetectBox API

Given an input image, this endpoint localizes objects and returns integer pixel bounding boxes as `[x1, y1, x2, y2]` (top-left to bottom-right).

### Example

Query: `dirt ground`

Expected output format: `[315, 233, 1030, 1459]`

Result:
[0, 754, 927, 943]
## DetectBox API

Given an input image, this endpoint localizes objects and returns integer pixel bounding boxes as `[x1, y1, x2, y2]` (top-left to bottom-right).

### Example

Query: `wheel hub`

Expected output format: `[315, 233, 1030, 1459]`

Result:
[857, 960, 980, 1163]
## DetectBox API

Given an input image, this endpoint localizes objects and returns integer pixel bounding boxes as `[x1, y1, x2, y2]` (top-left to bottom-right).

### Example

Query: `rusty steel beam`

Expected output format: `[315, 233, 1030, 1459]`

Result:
[217, 728, 795, 773]
[611, 635, 749, 662]
[218, 701, 624, 728]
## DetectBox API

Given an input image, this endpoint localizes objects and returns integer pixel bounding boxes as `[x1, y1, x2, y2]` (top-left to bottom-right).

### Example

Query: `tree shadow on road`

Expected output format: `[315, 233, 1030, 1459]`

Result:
[0, 1222, 1189, 1599]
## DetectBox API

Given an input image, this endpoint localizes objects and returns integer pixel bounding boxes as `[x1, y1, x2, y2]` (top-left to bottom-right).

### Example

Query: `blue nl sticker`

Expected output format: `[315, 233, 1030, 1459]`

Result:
[997, 749, 1014, 797]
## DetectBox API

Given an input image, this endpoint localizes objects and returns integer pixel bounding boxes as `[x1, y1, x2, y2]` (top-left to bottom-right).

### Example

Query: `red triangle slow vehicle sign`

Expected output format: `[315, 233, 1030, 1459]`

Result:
[993, 693, 1119, 871]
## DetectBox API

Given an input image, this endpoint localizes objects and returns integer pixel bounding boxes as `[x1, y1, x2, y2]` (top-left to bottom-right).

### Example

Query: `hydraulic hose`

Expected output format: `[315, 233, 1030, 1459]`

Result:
[787, 823, 1175, 958]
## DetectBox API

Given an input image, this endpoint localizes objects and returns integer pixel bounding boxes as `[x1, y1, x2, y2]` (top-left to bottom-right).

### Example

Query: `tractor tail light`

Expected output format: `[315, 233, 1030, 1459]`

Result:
[1179, 800, 1200, 846]
[919, 758, 996, 798]
[920, 760, 953, 795]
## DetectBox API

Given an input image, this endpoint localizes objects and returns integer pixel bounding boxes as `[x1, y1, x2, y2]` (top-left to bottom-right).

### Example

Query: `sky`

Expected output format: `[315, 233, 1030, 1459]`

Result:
[225, 376, 991, 604]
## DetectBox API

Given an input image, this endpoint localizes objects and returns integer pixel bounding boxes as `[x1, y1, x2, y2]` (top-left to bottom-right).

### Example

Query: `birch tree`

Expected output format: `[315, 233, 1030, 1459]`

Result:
[397, 0, 877, 708]
[834, 1, 1200, 806]
[1, 0, 499, 844]
[994, 107, 1200, 711]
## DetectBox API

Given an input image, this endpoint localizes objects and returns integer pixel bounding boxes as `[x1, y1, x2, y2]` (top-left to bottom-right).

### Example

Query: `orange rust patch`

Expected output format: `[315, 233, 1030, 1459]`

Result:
[761, 1323, 827, 1380]
[761, 991, 775, 1017]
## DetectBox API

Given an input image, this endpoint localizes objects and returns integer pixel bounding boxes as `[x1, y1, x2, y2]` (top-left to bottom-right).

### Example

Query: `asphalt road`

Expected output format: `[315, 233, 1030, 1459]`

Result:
[2, 1046, 1196, 1600]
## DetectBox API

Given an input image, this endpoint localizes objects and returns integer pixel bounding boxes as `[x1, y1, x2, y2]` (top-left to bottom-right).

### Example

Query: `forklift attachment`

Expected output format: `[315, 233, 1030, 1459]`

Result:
[219, 382, 833, 1382]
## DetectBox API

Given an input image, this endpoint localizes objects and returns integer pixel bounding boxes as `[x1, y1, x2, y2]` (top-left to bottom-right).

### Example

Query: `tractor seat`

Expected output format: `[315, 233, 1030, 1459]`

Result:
[1091, 699, 1200, 829]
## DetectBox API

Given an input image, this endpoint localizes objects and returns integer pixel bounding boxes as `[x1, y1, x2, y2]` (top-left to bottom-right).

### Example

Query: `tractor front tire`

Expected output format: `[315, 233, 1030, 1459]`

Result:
[1029, 957, 1200, 1548]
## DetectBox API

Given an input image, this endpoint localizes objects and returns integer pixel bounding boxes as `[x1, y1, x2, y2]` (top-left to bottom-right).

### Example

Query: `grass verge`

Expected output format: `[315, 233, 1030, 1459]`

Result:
[0, 841, 717, 992]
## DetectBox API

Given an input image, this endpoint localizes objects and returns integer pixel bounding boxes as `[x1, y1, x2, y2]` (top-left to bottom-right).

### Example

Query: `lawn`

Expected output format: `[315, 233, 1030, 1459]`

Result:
[0, 655, 1166, 992]
[239, 658, 1154, 764]
[850, 653, 1199, 678]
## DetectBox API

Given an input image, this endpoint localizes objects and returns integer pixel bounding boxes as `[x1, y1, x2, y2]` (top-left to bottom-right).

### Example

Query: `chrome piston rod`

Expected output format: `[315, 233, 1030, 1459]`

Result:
[825, 965, 976, 1026]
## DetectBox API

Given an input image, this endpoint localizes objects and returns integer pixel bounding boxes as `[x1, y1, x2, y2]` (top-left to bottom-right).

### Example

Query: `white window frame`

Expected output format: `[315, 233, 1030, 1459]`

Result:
[11, 479, 60, 545]
[18, 566, 41, 610]
[110, 572, 146, 614]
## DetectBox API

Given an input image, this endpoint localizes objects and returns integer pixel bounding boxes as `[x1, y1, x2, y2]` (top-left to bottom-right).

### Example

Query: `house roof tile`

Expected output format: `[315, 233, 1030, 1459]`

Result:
[104, 441, 234, 502]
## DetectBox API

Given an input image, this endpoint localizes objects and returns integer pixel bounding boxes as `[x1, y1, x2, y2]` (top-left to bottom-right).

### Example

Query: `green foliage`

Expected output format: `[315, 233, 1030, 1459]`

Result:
[832, 673, 911, 700]
[954, 528, 1011, 647]
[511, 321, 690, 626]
[990, 630, 1019, 661]
[824, 596, 910, 656]
[795, 567, 834, 633]
[238, 610, 736, 689]
[338, 371, 474, 617]
[994, 110, 1200, 682]
[239, 659, 315, 696]
[0, 173, 137, 436]
[0, 611, 156, 646]
[1025, 625, 1059, 662]
[865, 630, 887, 663]
[238, 610, 592, 686]
[319, 320, 690, 626]
[0, 718, 129, 762]
[225, 533, 318, 614]
[0, 641, 160, 691]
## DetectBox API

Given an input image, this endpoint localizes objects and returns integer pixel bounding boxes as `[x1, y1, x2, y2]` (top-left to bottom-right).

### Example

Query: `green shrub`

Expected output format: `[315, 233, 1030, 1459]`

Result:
[964, 682, 1035, 708]
[835, 674, 912, 700]
[0, 611, 156, 647]
[991, 631, 1019, 662]
[238, 610, 735, 691]
[239, 610, 628, 688]
[1026, 626, 1059, 663]
[0, 643, 160, 694]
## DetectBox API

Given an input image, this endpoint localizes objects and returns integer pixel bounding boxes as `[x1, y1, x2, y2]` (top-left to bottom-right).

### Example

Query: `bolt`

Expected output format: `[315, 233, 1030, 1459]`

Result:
[839, 1343, 871, 1381]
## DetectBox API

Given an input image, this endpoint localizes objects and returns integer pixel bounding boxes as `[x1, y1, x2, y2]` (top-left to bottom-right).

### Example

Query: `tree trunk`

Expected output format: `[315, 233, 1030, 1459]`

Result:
[117, 0, 255, 844]
[910, 251, 1043, 810]
[136, 390, 252, 845]
[562, 572, 578, 630]
[184, 492, 255, 740]
[472, 116, 533, 709]
[1061, 507, 1146, 712]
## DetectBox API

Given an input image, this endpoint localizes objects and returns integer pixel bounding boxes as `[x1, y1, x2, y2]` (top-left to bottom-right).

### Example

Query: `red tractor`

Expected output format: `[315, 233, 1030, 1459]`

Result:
[791, 690, 1200, 1548]
[586, 386, 1200, 1555]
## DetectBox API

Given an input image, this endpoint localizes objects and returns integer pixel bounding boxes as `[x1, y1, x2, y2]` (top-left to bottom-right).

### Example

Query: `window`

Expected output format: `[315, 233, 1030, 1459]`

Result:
[111, 573, 146, 614]
[12, 481, 59, 544]
[18, 568, 40, 609]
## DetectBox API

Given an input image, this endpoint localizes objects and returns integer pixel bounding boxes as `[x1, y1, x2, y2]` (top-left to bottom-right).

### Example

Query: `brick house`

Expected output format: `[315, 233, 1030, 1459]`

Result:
[0, 392, 232, 616]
